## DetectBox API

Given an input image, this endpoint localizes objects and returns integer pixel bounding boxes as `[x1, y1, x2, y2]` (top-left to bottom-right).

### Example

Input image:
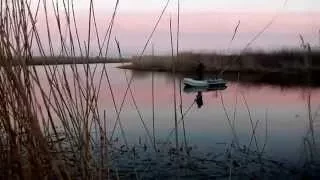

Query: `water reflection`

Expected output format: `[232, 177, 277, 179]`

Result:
[127, 66, 319, 162]
[195, 92, 203, 108]
[183, 85, 228, 108]
[34, 64, 320, 178]
[131, 69, 320, 88]
[183, 84, 228, 93]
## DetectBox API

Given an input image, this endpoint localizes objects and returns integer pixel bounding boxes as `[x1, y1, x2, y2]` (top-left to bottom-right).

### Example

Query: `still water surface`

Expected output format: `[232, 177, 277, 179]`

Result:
[96, 64, 320, 163]
[35, 63, 319, 177]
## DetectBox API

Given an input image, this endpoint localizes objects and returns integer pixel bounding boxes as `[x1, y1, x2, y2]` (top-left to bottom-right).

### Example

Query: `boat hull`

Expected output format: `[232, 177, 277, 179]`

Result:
[183, 78, 227, 87]
[183, 85, 227, 93]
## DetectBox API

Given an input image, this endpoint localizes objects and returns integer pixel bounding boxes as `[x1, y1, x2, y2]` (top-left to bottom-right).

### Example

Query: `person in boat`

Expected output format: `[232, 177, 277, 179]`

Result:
[195, 91, 203, 108]
[196, 61, 204, 80]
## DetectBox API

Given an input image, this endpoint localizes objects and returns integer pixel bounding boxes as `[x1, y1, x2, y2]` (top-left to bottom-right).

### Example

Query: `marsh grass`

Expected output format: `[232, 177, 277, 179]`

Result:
[0, 0, 121, 178]
[16, 56, 126, 65]
[121, 50, 320, 73]
[0, 0, 173, 178]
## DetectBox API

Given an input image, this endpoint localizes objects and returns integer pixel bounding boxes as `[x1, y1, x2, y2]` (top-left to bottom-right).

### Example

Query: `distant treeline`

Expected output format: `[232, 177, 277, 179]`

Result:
[120, 50, 320, 73]
[7, 56, 128, 66]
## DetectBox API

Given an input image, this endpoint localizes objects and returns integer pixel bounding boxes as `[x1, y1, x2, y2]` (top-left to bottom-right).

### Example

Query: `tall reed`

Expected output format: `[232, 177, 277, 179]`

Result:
[0, 0, 121, 178]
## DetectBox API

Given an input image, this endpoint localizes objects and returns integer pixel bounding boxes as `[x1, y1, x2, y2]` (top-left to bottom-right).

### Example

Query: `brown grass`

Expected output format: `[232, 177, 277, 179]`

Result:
[0, 0, 119, 178]
[120, 50, 320, 73]
[7, 56, 127, 66]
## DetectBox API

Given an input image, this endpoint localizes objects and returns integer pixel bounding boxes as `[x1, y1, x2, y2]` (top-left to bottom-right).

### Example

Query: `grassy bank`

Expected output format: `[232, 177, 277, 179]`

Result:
[119, 50, 320, 73]
[7, 56, 127, 66]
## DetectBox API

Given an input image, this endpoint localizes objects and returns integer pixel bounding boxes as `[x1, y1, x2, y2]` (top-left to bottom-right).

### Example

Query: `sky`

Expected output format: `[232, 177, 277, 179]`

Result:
[33, 0, 320, 56]
[72, 0, 320, 13]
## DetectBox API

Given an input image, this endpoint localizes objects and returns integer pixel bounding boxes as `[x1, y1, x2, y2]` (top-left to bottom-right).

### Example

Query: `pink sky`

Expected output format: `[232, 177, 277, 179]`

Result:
[33, 3, 320, 56]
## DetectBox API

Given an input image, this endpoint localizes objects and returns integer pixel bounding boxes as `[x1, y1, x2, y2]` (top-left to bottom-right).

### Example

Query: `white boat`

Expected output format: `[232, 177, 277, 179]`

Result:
[183, 78, 227, 87]
[183, 85, 227, 93]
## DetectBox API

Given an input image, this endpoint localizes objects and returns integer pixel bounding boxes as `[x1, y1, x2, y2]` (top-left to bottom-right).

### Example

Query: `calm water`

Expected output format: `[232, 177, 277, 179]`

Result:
[35, 63, 320, 178]
[89, 64, 319, 162]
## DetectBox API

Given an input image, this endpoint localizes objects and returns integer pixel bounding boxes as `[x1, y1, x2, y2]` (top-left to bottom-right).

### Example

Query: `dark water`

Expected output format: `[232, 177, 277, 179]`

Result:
[105, 66, 318, 152]
[109, 64, 320, 178]
[37, 63, 320, 179]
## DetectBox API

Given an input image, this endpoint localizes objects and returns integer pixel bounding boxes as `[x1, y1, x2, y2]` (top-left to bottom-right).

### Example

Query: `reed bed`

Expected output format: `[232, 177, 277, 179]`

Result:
[0, 0, 176, 178]
[0, 0, 120, 178]
[120, 50, 320, 73]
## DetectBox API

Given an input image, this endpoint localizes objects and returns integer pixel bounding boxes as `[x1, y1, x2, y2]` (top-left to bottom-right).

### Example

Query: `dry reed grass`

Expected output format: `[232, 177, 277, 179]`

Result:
[0, 0, 173, 178]
[121, 50, 320, 73]
[0, 0, 120, 178]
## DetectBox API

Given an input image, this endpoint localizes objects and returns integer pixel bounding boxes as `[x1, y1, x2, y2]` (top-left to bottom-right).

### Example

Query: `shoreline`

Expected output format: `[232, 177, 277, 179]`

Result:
[117, 50, 320, 74]
[7, 56, 129, 66]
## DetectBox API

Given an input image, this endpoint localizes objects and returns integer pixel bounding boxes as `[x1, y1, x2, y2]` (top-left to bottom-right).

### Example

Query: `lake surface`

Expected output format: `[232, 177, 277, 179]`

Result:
[97, 64, 319, 159]
[35, 63, 320, 178]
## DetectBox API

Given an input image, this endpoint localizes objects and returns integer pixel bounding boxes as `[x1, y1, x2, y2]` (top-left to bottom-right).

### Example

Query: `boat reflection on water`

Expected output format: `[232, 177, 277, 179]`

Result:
[183, 85, 227, 93]
[183, 85, 227, 108]
[195, 92, 203, 108]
